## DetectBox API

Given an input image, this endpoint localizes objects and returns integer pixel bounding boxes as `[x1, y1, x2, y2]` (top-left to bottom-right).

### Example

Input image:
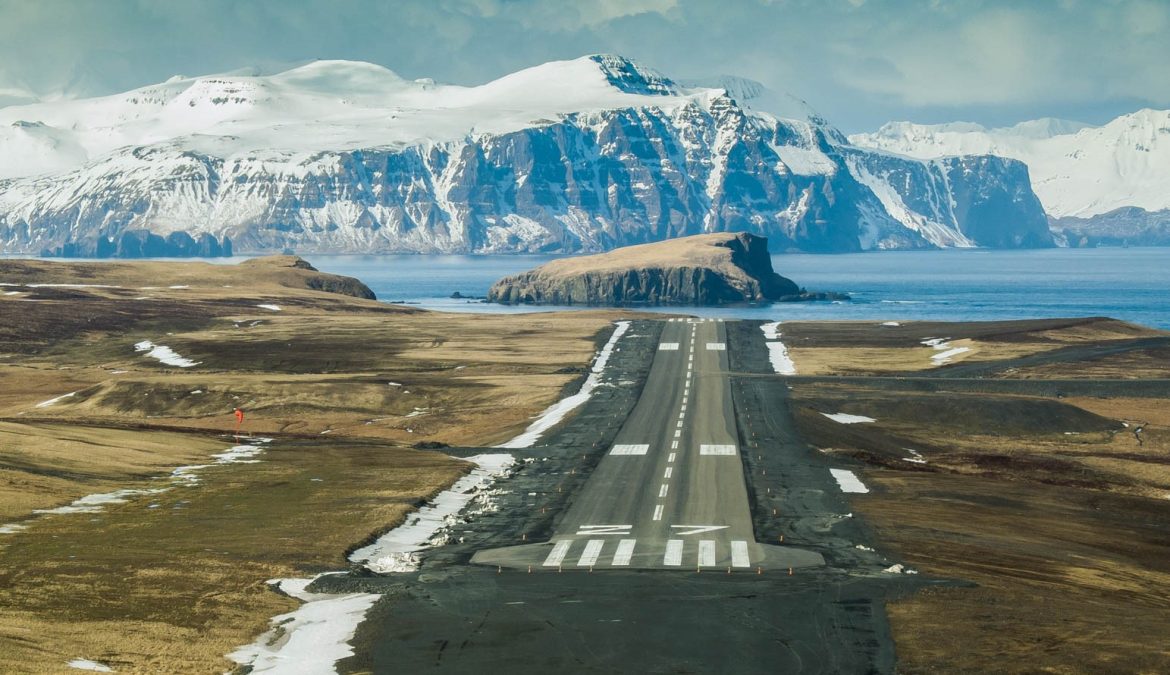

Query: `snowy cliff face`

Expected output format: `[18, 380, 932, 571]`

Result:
[0, 55, 1051, 255]
[850, 111, 1170, 219]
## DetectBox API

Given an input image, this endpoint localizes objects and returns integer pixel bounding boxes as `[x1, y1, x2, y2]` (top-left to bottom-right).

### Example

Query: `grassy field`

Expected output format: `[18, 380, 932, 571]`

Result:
[0, 256, 619, 673]
[785, 318, 1170, 673]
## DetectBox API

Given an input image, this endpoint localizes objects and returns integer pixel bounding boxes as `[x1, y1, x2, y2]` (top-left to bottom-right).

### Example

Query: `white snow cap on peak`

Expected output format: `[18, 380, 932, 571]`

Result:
[850, 108, 1170, 217]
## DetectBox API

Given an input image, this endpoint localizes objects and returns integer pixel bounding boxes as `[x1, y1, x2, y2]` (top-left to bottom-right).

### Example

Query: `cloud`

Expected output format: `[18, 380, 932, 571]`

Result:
[0, 0, 1166, 132]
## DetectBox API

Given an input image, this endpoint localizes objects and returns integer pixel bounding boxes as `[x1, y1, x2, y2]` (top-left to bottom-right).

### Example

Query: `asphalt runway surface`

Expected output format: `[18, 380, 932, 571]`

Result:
[474, 318, 821, 572]
[324, 319, 926, 674]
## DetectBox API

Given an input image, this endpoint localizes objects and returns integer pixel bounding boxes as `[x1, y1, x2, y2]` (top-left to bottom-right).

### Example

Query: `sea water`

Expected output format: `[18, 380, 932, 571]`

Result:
[307, 248, 1170, 330]
[11, 248, 1168, 329]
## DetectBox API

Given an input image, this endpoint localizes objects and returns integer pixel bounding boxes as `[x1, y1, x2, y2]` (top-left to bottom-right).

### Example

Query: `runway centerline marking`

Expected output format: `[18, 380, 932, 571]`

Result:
[671, 524, 729, 536]
[674, 429, 681, 438]
[668, 452, 676, 462]
[699, 444, 737, 456]
[652, 504, 664, 521]
[731, 540, 750, 568]
[670, 441, 679, 449]
[664, 539, 684, 566]
[698, 540, 716, 567]
[664, 467, 673, 479]
[543, 540, 572, 567]
[578, 539, 605, 567]
[610, 444, 649, 456]
[612, 539, 636, 566]
[576, 524, 632, 535]
[659, 484, 670, 497]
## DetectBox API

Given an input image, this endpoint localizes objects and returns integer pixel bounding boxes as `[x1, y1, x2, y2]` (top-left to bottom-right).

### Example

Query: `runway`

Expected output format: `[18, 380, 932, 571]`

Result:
[474, 318, 822, 571]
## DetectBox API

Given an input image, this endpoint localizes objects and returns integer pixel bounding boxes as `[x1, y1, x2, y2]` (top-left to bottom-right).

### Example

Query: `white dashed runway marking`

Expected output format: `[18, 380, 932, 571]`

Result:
[731, 540, 751, 567]
[659, 343, 680, 350]
[610, 444, 649, 455]
[663, 539, 684, 566]
[705, 343, 726, 351]
[698, 540, 716, 567]
[612, 539, 636, 566]
[699, 444, 737, 456]
[543, 540, 572, 567]
[578, 539, 605, 566]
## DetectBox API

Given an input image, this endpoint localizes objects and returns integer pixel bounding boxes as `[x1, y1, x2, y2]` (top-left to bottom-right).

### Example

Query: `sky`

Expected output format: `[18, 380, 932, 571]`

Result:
[0, 0, 1167, 132]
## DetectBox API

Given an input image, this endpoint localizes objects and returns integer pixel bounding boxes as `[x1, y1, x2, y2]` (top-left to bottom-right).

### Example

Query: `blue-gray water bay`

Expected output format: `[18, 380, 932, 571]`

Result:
[8, 248, 1167, 329]
[304, 248, 1170, 330]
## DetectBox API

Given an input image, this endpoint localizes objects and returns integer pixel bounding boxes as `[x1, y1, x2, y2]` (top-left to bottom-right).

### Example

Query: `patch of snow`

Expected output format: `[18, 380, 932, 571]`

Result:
[765, 343, 796, 375]
[387, 382, 402, 387]
[882, 321, 901, 326]
[823, 413, 876, 424]
[171, 442, 268, 486]
[760, 322, 797, 374]
[922, 337, 970, 365]
[33, 488, 167, 515]
[234, 451, 515, 672]
[26, 283, 119, 289]
[168, 285, 189, 289]
[902, 448, 927, 464]
[66, 660, 114, 672]
[497, 320, 629, 448]
[931, 346, 970, 365]
[830, 468, 870, 494]
[257, 304, 282, 311]
[227, 574, 379, 675]
[0, 523, 28, 535]
[134, 340, 200, 368]
[349, 453, 515, 572]
[35, 391, 78, 408]
[855, 544, 875, 552]
[882, 563, 918, 575]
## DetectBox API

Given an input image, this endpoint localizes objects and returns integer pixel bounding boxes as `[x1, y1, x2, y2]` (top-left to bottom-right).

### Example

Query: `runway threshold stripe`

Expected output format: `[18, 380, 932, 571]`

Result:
[612, 539, 636, 566]
[543, 540, 572, 567]
[698, 540, 716, 567]
[578, 539, 605, 567]
[731, 541, 750, 568]
[664, 539, 684, 566]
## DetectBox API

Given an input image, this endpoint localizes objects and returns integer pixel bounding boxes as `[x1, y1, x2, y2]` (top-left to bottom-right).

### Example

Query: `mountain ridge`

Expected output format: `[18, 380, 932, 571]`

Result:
[0, 55, 1053, 256]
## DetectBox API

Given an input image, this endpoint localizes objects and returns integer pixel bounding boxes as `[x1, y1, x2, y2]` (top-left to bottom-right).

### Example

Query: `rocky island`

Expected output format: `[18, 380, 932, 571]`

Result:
[487, 232, 842, 306]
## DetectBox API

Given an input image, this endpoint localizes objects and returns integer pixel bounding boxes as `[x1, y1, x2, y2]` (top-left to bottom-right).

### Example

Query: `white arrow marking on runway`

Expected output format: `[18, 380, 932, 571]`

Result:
[670, 525, 730, 536]
[577, 524, 633, 535]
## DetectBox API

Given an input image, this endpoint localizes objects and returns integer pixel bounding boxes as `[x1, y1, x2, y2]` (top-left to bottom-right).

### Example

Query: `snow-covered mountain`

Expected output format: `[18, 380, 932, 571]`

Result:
[851, 111, 1170, 219]
[0, 55, 1052, 256]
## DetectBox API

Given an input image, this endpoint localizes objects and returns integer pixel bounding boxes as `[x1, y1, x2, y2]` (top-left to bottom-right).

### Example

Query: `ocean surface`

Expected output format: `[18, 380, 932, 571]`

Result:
[304, 248, 1170, 330]
[8, 248, 1169, 329]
